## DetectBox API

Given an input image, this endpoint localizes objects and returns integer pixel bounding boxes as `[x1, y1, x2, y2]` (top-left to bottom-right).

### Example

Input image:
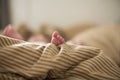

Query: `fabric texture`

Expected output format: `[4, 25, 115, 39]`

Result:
[72, 25, 120, 66]
[0, 35, 120, 80]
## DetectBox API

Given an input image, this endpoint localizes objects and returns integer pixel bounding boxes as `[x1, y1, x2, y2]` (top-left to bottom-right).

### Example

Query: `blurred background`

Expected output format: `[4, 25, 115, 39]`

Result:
[0, 0, 120, 30]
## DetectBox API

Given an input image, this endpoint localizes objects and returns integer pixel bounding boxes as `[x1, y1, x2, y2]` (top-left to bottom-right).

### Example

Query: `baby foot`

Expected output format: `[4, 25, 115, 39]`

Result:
[2, 24, 23, 40]
[51, 31, 65, 45]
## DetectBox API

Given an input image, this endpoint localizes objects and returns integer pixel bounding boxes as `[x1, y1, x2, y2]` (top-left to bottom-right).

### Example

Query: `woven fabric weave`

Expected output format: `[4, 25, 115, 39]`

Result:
[0, 35, 120, 80]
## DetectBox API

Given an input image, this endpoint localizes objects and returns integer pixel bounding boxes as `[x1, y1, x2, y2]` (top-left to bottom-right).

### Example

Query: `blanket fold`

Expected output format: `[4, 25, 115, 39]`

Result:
[0, 35, 120, 80]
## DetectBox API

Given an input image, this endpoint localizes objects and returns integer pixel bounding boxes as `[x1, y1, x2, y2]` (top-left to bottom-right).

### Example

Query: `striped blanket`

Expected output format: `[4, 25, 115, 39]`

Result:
[0, 35, 120, 80]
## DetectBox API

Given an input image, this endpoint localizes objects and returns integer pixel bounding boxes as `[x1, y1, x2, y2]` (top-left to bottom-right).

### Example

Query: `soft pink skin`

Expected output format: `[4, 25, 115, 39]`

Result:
[28, 34, 49, 43]
[2, 25, 65, 45]
[51, 31, 65, 45]
[2, 25, 23, 40]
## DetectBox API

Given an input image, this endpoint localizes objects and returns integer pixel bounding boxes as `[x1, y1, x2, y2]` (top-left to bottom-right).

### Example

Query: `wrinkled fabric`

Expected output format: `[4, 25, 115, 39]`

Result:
[0, 35, 120, 80]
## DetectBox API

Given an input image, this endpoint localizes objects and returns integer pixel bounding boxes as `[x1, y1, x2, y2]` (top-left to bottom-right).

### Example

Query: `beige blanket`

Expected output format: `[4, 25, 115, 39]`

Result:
[0, 35, 120, 80]
[72, 25, 120, 66]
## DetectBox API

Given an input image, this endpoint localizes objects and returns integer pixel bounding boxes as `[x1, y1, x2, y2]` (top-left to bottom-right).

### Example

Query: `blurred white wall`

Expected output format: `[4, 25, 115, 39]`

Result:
[10, 0, 120, 29]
